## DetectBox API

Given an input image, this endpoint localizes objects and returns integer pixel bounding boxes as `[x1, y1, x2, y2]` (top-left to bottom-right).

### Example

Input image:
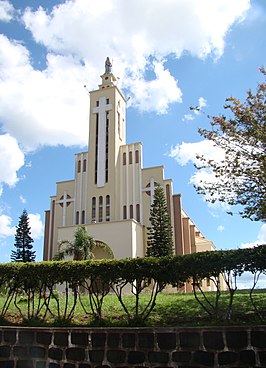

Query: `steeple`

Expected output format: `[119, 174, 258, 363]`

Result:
[99, 57, 117, 89]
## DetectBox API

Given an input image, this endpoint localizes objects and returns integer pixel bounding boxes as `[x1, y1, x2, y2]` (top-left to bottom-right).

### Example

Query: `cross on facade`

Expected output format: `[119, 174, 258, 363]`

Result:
[56, 191, 74, 226]
[93, 96, 112, 187]
[142, 177, 158, 205]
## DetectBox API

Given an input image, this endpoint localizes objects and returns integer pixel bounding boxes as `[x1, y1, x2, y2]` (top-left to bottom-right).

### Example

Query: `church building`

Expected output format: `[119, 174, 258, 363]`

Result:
[43, 58, 215, 267]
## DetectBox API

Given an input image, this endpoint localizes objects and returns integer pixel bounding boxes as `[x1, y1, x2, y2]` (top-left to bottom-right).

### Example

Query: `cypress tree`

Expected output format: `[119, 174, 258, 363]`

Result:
[11, 209, 36, 262]
[146, 186, 173, 257]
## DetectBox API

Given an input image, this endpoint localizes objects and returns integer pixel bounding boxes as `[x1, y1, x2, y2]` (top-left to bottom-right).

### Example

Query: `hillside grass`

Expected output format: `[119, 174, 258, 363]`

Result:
[0, 289, 265, 327]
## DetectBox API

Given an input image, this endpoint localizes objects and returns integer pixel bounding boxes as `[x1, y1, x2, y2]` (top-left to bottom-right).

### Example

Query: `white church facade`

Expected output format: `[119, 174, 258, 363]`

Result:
[43, 59, 215, 274]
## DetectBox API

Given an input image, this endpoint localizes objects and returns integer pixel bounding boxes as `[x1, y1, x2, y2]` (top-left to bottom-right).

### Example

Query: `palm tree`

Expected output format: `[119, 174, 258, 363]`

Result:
[53, 226, 113, 261]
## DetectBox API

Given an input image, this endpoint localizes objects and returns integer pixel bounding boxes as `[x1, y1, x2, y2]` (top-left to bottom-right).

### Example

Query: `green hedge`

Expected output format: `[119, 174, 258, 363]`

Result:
[0, 245, 265, 323]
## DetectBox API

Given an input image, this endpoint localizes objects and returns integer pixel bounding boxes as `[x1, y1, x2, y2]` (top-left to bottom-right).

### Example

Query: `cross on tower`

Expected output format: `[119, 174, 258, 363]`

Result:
[93, 96, 112, 187]
[56, 191, 74, 226]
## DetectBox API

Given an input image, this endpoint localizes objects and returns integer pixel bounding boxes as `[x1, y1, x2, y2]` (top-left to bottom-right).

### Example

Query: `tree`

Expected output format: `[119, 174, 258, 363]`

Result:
[146, 186, 174, 257]
[195, 67, 266, 222]
[11, 209, 36, 262]
[53, 225, 113, 261]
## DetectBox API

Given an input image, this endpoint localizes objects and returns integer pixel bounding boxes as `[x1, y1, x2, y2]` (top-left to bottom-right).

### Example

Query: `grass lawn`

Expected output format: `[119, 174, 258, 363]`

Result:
[0, 289, 265, 327]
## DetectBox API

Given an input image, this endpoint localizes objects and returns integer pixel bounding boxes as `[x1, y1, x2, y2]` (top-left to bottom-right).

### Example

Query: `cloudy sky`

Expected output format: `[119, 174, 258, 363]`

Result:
[0, 0, 265, 272]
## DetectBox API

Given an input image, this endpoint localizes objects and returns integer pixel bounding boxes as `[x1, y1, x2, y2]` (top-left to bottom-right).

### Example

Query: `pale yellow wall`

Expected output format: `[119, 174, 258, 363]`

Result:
[120, 142, 143, 222]
[195, 238, 216, 252]
[56, 220, 144, 260]
[74, 152, 89, 224]
[50, 180, 75, 258]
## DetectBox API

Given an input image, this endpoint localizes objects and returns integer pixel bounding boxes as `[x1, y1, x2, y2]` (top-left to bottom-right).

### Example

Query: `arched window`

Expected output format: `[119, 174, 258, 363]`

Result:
[92, 197, 96, 222]
[76, 211, 79, 225]
[129, 151, 132, 164]
[99, 196, 103, 222]
[106, 195, 110, 221]
[123, 152, 126, 165]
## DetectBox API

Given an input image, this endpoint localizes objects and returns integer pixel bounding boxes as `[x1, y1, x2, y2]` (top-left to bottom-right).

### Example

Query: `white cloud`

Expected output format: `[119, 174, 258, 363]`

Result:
[0, 0, 251, 181]
[183, 96, 207, 121]
[217, 225, 225, 232]
[19, 195, 26, 204]
[28, 213, 44, 240]
[237, 272, 266, 290]
[195, 97, 207, 115]
[0, 214, 15, 237]
[169, 140, 224, 166]
[169, 139, 232, 214]
[241, 224, 266, 249]
[182, 114, 195, 122]
[22, 0, 250, 61]
[0, 134, 24, 194]
[0, 0, 14, 22]
[258, 224, 266, 243]
[125, 61, 182, 114]
[0, 211, 44, 240]
[0, 36, 89, 151]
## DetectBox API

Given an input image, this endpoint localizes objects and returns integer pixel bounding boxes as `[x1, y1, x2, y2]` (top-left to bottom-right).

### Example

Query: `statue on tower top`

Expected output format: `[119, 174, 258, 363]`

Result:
[105, 57, 112, 74]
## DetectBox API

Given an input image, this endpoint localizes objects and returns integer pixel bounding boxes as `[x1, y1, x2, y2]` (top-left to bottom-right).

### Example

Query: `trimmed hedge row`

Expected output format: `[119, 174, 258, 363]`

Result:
[0, 245, 265, 324]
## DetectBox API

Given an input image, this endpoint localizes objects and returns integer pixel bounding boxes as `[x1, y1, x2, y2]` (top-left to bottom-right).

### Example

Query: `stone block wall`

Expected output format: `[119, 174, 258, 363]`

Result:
[0, 326, 265, 367]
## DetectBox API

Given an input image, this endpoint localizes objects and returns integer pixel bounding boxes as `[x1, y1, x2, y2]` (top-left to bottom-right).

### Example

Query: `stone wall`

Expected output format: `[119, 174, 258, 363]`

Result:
[0, 326, 265, 367]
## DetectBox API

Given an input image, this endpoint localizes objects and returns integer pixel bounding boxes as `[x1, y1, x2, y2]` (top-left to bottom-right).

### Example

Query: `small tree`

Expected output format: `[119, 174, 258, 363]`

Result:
[146, 186, 174, 257]
[195, 67, 266, 222]
[11, 209, 36, 262]
[53, 225, 113, 260]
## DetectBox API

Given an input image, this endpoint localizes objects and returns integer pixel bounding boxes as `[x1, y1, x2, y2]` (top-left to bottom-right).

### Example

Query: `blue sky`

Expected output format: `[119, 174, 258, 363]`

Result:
[0, 0, 265, 271]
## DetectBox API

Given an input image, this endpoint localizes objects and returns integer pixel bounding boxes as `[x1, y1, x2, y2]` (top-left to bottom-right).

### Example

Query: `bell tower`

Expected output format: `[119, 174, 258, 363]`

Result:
[87, 58, 126, 222]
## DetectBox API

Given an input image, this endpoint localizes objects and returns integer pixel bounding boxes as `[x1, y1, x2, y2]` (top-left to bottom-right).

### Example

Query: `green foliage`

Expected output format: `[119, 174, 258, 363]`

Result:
[53, 226, 113, 261]
[0, 245, 266, 325]
[10, 209, 35, 262]
[195, 67, 266, 222]
[146, 186, 173, 257]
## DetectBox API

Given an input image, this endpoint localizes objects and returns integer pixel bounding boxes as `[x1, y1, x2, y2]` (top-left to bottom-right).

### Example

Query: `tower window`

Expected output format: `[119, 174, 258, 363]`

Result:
[136, 204, 140, 222]
[106, 98, 109, 104]
[96, 100, 99, 107]
[130, 205, 133, 219]
[76, 211, 79, 225]
[99, 196, 103, 222]
[82, 210, 85, 224]
[83, 159, 87, 172]
[77, 160, 81, 173]
[123, 152, 126, 165]
[106, 195, 110, 221]
[92, 197, 96, 222]
[123, 205, 127, 220]
[135, 150, 139, 164]
[129, 151, 132, 164]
